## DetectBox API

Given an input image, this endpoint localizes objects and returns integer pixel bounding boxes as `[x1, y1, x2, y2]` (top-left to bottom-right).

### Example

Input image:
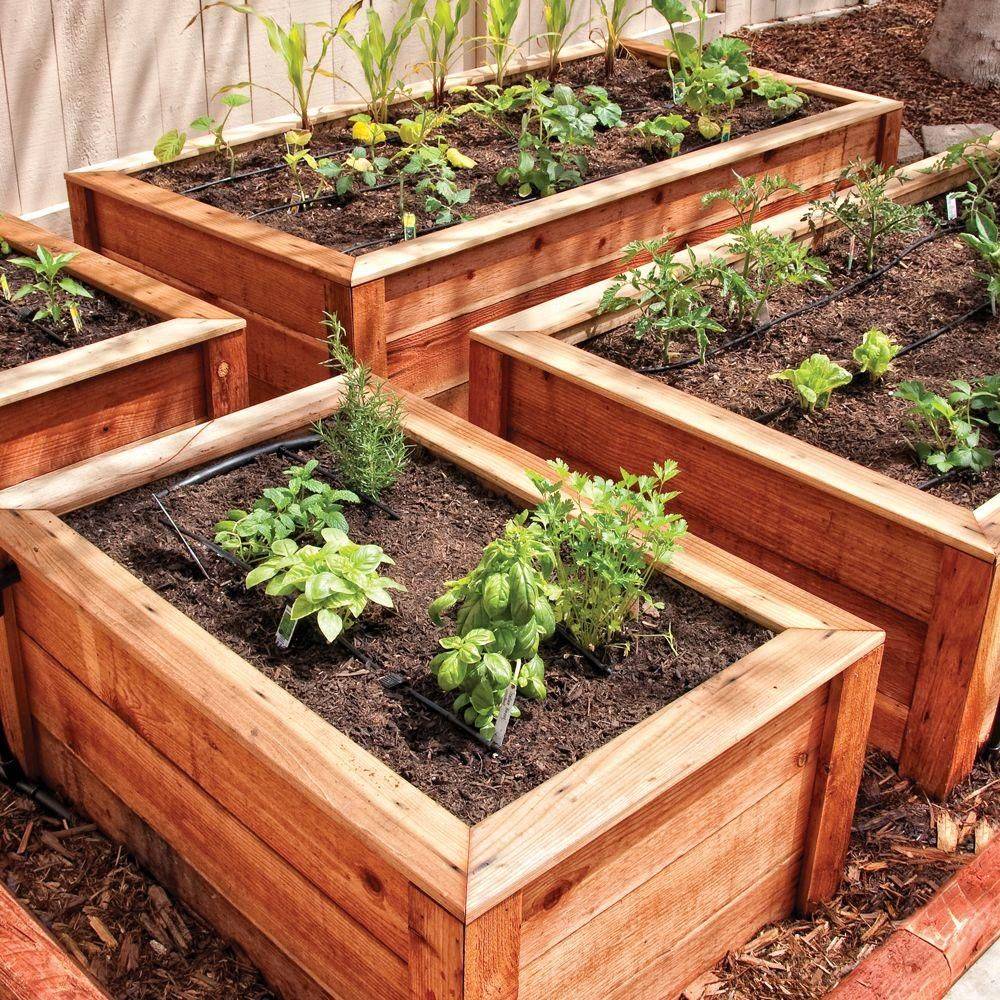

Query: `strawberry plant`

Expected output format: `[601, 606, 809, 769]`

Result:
[770, 354, 852, 414]
[314, 314, 410, 499]
[214, 460, 359, 563]
[895, 380, 996, 475]
[9, 246, 93, 332]
[852, 328, 900, 382]
[972, 375, 1000, 430]
[428, 517, 557, 739]
[527, 460, 687, 652]
[246, 529, 403, 643]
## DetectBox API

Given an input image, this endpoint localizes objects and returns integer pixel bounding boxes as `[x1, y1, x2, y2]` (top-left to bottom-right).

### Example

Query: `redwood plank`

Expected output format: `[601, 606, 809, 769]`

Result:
[408, 886, 465, 1000]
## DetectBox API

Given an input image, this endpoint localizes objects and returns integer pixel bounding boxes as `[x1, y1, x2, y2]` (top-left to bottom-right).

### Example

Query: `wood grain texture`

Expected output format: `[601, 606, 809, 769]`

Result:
[0, 555, 37, 778]
[465, 895, 522, 1000]
[0, 879, 109, 1000]
[409, 886, 466, 1000]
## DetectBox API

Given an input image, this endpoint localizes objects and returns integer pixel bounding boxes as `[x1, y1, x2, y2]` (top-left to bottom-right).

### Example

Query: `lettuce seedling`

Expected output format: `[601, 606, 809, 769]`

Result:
[852, 328, 901, 382]
[770, 354, 852, 414]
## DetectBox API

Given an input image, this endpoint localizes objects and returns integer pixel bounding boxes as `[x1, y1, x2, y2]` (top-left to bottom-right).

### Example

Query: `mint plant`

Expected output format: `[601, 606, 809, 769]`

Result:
[527, 460, 687, 652]
[214, 460, 359, 563]
[852, 328, 901, 382]
[428, 517, 557, 739]
[770, 354, 852, 414]
[9, 246, 93, 332]
[246, 529, 403, 643]
[314, 314, 410, 499]
[895, 380, 996, 475]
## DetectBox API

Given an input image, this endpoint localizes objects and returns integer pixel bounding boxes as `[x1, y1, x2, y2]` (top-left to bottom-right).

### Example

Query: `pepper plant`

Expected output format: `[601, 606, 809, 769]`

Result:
[895, 380, 996, 475]
[527, 460, 687, 652]
[9, 246, 93, 332]
[246, 529, 403, 643]
[428, 516, 557, 739]
[214, 460, 359, 563]
[852, 328, 900, 382]
[314, 313, 411, 499]
[770, 354, 852, 414]
[926, 135, 1000, 229]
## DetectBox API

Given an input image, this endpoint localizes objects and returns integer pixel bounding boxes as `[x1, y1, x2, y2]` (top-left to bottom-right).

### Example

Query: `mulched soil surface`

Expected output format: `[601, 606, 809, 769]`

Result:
[697, 749, 1000, 999]
[739, 0, 1000, 136]
[141, 54, 827, 256]
[0, 786, 275, 999]
[0, 257, 146, 373]
[67, 445, 771, 825]
[585, 217, 1000, 508]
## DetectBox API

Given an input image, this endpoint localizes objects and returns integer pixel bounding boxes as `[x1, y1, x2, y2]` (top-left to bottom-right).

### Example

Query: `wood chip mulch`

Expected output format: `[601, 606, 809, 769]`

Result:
[0, 786, 277, 999]
[739, 0, 1000, 135]
[685, 750, 1000, 999]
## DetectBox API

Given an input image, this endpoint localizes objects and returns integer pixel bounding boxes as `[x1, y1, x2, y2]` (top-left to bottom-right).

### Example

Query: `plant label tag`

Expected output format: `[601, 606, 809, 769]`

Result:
[275, 604, 298, 650]
[0, 273, 9, 301]
[492, 684, 518, 749]
[69, 303, 83, 334]
[672, 81, 685, 105]
[946, 193, 960, 222]
[720, 121, 732, 143]
[402, 211, 417, 241]
[846, 235, 857, 273]
[754, 298, 772, 327]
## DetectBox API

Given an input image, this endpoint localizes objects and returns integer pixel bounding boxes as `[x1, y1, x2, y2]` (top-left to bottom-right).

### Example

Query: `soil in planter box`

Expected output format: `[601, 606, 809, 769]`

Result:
[0, 256, 147, 372]
[141, 54, 830, 257]
[703, 748, 1000, 998]
[0, 785, 276, 998]
[68, 446, 772, 824]
[585, 219, 1000, 508]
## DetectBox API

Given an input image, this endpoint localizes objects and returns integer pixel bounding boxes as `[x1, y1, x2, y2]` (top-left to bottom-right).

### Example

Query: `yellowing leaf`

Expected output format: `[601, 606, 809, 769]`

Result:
[446, 147, 476, 170]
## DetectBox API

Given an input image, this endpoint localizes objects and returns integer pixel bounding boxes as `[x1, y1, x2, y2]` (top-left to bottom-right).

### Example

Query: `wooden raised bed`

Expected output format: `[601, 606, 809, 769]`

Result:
[0, 880, 109, 1000]
[466, 142, 1000, 800]
[0, 380, 884, 999]
[64, 38, 902, 409]
[0, 216, 247, 491]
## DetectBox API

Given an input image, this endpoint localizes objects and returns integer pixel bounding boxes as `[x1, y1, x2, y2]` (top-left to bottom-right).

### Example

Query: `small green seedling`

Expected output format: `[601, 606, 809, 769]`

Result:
[852, 328, 901, 382]
[190, 93, 251, 175]
[751, 72, 808, 118]
[9, 246, 93, 331]
[770, 353, 852, 414]
[959, 212, 1000, 313]
[631, 114, 689, 155]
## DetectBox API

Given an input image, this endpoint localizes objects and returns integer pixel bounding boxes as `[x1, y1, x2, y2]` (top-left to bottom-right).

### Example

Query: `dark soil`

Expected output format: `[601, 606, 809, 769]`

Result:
[740, 0, 1000, 136]
[140, 54, 828, 256]
[67, 445, 772, 825]
[0, 255, 147, 373]
[703, 749, 1000, 999]
[585, 220, 1000, 508]
[0, 785, 275, 998]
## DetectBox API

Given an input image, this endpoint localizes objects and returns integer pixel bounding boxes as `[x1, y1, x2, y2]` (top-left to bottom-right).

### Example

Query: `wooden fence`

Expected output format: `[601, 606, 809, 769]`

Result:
[0, 0, 860, 230]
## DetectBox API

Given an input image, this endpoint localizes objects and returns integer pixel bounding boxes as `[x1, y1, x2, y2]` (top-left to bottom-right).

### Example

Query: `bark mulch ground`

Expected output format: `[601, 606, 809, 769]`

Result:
[740, 0, 1000, 136]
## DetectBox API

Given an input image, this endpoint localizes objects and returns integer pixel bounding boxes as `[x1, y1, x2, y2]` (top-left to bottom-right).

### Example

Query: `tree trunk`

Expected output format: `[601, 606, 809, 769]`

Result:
[924, 0, 1000, 88]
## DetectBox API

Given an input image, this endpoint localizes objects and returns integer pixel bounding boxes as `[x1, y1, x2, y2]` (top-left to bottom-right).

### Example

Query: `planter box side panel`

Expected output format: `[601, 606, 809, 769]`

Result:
[494, 355, 932, 754]
[516, 689, 826, 998]
[0, 345, 211, 490]
[384, 113, 888, 400]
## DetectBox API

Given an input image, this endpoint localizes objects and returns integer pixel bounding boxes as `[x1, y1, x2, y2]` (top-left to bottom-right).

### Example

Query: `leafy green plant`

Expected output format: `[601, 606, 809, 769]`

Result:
[214, 461, 359, 562]
[959, 212, 1000, 313]
[189, 93, 251, 175]
[479, 0, 523, 88]
[972, 375, 1000, 430]
[593, 0, 644, 77]
[9, 246, 92, 331]
[314, 314, 410, 499]
[852, 328, 900, 382]
[527, 460, 687, 652]
[199, 1, 362, 129]
[246, 529, 403, 643]
[751, 72, 808, 118]
[153, 129, 188, 164]
[702, 172, 802, 231]
[632, 113, 689, 156]
[541, 0, 582, 81]
[399, 141, 474, 226]
[770, 353, 852, 414]
[343, 0, 426, 123]
[895, 380, 996, 475]
[429, 517, 556, 739]
[925, 135, 1000, 230]
[418, 0, 472, 107]
[599, 237, 739, 361]
[809, 160, 929, 272]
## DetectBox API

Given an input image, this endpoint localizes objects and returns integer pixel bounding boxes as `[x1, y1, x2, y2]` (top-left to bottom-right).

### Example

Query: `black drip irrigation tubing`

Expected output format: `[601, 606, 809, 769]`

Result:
[556, 624, 612, 675]
[178, 145, 357, 195]
[248, 181, 396, 221]
[639, 226, 962, 376]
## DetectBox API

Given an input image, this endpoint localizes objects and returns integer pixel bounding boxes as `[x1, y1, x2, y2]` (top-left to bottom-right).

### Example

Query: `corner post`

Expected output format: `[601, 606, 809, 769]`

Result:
[202, 327, 250, 419]
[900, 548, 999, 799]
[66, 177, 100, 251]
[465, 894, 522, 1000]
[0, 553, 38, 779]
[467, 339, 509, 439]
[408, 885, 465, 999]
[797, 643, 882, 913]
[331, 279, 388, 377]
[877, 105, 904, 168]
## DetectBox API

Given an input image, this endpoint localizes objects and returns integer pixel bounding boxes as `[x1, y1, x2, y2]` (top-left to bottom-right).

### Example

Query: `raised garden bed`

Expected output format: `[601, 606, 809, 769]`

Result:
[0, 215, 247, 491]
[0, 380, 883, 998]
[467, 140, 1000, 799]
[64, 37, 901, 408]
